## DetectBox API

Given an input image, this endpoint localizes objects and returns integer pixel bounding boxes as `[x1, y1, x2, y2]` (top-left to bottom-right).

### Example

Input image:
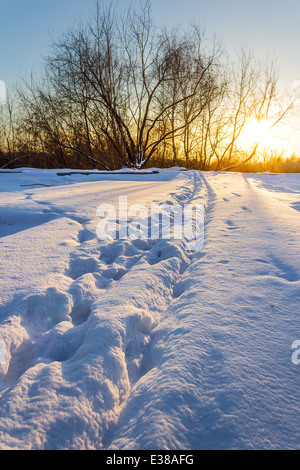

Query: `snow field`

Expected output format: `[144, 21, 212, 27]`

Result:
[0, 168, 300, 449]
[0, 169, 207, 449]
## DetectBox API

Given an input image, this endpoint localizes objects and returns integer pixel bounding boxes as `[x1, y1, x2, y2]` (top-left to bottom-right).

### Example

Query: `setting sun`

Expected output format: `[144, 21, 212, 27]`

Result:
[238, 118, 287, 153]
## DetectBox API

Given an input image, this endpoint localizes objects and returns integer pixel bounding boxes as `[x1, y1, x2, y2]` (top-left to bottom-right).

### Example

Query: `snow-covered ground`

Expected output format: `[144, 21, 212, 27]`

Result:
[0, 167, 300, 450]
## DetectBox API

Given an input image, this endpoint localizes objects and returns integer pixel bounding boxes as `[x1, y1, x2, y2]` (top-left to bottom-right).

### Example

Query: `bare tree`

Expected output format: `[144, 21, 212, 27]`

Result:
[9, 2, 295, 172]
[21, 1, 219, 169]
[200, 50, 294, 171]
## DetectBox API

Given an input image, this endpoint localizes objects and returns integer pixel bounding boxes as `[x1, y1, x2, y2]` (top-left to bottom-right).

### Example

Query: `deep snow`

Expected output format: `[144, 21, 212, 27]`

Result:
[0, 167, 299, 450]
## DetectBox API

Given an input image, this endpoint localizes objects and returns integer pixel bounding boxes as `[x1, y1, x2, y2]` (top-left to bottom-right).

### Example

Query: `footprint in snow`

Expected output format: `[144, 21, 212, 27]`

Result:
[21, 287, 73, 332]
[225, 220, 239, 230]
[77, 228, 97, 243]
[66, 256, 98, 280]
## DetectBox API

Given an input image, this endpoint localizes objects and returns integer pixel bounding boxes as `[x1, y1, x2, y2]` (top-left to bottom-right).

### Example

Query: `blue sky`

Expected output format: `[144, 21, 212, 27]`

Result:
[1, 0, 300, 89]
[1, 0, 300, 152]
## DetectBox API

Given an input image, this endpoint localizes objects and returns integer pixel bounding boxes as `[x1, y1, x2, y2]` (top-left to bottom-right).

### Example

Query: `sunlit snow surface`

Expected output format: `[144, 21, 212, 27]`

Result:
[0, 167, 300, 450]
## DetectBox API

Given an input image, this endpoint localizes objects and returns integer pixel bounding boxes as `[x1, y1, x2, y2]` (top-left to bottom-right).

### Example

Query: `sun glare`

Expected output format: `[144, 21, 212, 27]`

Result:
[238, 118, 287, 153]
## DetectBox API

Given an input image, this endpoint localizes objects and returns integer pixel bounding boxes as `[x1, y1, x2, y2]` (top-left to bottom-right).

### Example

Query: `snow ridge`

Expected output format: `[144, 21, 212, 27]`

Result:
[0, 169, 207, 450]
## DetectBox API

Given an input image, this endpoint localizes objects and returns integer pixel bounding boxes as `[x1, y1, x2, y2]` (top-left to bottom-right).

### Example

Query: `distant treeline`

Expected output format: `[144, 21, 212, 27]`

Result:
[0, 1, 297, 172]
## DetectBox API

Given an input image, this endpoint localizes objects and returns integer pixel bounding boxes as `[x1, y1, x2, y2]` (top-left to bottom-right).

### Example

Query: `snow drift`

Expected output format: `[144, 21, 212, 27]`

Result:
[0, 168, 300, 450]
